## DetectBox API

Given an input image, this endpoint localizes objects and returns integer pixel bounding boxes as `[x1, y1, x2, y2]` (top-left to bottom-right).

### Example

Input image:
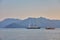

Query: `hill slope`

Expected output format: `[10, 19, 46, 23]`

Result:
[0, 17, 60, 28]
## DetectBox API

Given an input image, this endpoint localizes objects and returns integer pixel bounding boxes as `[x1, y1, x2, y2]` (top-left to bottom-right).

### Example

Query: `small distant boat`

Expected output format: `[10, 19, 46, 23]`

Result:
[45, 27, 55, 30]
[27, 24, 40, 29]
[27, 27, 40, 29]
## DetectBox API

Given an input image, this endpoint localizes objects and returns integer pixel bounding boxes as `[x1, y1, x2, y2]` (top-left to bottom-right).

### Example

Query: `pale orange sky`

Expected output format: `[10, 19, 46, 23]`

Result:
[0, 0, 60, 20]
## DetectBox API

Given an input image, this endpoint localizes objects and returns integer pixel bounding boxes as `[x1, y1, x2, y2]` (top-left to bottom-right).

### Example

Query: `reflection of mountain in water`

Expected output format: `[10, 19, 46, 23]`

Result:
[0, 17, 60, 28]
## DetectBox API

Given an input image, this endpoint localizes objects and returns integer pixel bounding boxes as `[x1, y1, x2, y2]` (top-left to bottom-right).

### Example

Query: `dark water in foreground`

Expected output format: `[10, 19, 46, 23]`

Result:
[0, 28, 60, 40]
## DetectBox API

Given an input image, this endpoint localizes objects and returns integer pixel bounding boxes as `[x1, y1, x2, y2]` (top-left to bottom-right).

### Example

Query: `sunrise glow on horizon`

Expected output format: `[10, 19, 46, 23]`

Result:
[0, 0, 60, 20]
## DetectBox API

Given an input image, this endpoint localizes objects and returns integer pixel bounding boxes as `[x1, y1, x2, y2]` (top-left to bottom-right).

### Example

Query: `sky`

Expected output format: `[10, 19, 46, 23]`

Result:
[0, 0, 60, 20]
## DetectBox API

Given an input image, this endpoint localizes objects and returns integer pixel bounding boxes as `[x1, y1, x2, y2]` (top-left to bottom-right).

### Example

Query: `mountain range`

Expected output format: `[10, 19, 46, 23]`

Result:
[0, 17, 60, 28]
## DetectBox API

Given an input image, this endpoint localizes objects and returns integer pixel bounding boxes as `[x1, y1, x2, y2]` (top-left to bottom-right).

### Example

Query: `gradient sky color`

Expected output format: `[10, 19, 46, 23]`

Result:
[0, 0, 60, 20]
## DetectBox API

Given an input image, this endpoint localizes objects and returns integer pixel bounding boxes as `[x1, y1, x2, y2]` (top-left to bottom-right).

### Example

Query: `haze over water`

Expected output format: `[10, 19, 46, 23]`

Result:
[0, 0, 60, 40]
[0, 28, 60, 40]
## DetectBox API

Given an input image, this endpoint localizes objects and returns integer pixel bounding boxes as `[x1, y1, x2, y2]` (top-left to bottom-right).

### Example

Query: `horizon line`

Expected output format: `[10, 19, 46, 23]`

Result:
[0, 17, 60, 21]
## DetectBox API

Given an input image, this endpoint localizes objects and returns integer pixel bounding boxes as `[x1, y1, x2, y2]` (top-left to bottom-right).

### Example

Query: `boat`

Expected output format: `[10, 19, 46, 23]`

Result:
[27, 24, 40, 29]
[45, 27, 55, 30]
[27, 26, 40, 29]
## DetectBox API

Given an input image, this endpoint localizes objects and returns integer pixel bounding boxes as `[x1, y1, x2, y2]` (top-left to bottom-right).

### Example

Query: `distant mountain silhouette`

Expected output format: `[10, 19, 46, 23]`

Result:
[0, 17, 60, 28]
[0, 18, 22, 28]
[5, 23, 24, 28]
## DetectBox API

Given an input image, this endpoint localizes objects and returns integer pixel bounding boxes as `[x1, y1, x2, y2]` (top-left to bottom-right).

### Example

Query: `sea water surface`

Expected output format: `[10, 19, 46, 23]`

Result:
[0, 28, 60, 40]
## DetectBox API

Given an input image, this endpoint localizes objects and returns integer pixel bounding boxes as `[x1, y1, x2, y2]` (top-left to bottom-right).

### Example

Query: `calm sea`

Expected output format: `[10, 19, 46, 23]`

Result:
[0, 28, 60, 40]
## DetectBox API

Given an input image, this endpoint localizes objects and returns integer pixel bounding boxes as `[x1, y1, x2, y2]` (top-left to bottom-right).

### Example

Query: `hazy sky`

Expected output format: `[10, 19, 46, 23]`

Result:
[0, 0, 60, 20]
